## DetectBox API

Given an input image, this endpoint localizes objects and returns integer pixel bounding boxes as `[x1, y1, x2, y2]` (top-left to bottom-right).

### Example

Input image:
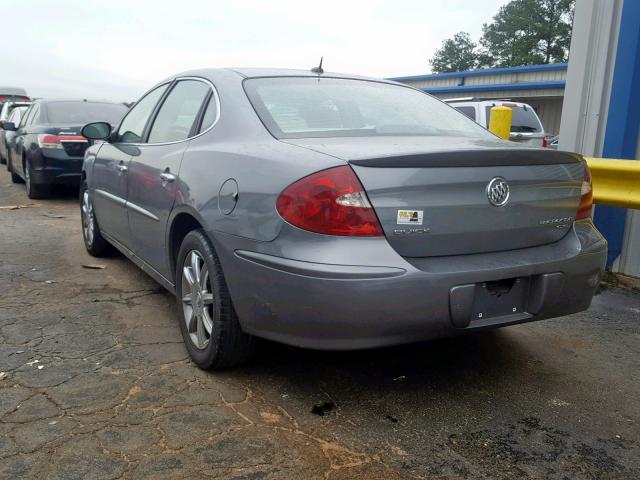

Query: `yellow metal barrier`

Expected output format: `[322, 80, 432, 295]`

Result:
[474, 104, 638, 209]
[585, 157, 640, 209]
[488, 106, 512, 140]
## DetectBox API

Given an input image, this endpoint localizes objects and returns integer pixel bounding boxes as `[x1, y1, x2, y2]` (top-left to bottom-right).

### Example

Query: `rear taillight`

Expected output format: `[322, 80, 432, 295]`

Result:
[37, 134, 86, 149]
[542, 136, 549, 148]
[576, 162, 593, 220]
[276, 165, 384, 236]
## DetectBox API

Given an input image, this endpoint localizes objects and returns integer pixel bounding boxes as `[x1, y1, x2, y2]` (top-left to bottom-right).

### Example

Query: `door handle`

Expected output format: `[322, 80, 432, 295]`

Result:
[160, 171, 176, 183]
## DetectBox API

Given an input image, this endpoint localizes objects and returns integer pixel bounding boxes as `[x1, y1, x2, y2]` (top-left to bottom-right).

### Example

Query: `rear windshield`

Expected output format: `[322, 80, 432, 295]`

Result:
[244, 77, 493, 139]
[485, 105, 542, 133]
[45, 101, 128, 125]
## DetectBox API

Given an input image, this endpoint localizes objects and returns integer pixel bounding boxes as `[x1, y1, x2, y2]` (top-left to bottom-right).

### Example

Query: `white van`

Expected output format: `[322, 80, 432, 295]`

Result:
[0, 87, 30, 112]
[445, 98, 547, 147]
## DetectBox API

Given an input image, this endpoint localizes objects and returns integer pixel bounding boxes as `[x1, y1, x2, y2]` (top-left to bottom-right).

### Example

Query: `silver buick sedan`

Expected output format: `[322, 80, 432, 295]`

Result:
[80, 68, 607, 369]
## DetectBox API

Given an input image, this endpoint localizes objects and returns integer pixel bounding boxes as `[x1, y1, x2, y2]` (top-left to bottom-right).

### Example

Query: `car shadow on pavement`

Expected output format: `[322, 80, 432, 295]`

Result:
[44, 185, 81, 201]
[236, 328, 535, 401]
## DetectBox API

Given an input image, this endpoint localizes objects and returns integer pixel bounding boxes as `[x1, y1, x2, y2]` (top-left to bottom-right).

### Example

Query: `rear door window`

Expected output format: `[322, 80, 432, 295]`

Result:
[485, 105, 542, 133]
[32, 105, 41, 124]
[197, 93, 219, 134]
[24, 104, 40, 126]
[147, 80, 210, 143]
[117, 84, 169, 143]
[19, 106, 34, 127]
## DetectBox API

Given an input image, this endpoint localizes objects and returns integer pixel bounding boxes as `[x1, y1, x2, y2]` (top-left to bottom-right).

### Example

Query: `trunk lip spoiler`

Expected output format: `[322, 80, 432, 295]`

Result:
[348, 149, 583, 168]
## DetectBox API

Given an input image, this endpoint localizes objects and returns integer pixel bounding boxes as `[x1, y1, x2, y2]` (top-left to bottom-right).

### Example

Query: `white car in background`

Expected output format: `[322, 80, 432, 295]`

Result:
[444, 98, 547, 147]
[0, 99, 32, 165]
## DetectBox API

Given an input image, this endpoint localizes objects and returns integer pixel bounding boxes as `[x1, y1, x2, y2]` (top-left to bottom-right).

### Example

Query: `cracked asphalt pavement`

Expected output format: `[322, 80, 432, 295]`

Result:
[1, 169, 639, 480]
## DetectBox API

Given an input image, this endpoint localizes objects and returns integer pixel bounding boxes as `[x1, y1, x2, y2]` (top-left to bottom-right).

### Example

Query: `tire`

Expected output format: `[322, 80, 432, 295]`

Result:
[176, 229, 256, 370]
[80, 181, 111, 257]
[10, 170, 22, 183]
[9, 157, 23, 183]
[24, 160, 47, 199]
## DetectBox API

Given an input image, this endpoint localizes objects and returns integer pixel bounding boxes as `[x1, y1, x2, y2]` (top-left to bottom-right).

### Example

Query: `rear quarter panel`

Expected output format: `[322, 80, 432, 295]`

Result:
[174, 71, 344, 242]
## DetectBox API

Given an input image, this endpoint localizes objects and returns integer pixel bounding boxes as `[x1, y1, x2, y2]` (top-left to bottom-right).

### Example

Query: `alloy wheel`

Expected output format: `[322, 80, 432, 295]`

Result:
[181, 250, 214, 349]
[81, 190, 95, 246]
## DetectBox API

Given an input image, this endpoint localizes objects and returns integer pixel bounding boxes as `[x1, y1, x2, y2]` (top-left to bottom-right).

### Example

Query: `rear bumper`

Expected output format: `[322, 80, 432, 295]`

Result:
[29, 150, 83, 186]
[213, 221, 607, 350]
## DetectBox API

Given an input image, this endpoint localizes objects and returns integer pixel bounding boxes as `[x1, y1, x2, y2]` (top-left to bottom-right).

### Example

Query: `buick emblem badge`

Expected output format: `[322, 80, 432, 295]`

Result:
[486, 177, 510, 207]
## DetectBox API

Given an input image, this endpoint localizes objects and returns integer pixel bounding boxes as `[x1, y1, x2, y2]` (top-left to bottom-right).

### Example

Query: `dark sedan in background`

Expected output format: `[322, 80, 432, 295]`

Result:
[5, 99, 128, 198]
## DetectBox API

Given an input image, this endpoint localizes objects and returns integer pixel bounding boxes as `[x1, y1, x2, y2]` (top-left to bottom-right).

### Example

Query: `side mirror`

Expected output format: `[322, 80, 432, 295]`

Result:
[3, 122, 16, 131]
[81, 121, 112, 140]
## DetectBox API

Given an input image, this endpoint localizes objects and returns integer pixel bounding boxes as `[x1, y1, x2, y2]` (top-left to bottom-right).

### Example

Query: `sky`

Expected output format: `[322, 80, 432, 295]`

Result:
[2, 0, 508, 102]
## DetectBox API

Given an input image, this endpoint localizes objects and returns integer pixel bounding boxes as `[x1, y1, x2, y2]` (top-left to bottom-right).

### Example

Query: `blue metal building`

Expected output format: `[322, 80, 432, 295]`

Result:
[389, 63, 568, 135]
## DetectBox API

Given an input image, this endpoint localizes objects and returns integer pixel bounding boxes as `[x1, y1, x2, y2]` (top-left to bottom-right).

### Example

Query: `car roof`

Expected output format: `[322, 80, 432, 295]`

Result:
[229, 67, 391, 82]
[165, 67, 398, 85]
[447, 99, 530, 107]
[0, 87, 27, 95]
[32, 99, 127, 106]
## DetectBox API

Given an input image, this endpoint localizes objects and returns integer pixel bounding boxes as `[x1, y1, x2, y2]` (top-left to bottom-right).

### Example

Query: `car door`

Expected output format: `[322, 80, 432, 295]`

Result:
[3, 107, 24, 160]
[1, 108, 17, 158]
[12, 103, 38, 177]
[126, 78, 212, 279]
[7, 104, 30, 169]
[91, 84, 169, 249]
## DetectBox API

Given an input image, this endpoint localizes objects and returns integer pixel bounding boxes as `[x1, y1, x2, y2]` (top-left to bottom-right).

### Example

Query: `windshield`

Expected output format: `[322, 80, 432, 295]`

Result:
[485, 105, 542, 133]
[244, 77, 494, 139]
[46, 101, 128, 125]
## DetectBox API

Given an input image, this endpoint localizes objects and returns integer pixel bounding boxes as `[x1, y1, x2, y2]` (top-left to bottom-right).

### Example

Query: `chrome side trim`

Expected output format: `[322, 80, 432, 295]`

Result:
[102, 231, 175, 294]
[94, 188, 159, 221]
[126, 201, 160, 222]
[94, 188, 126, 206]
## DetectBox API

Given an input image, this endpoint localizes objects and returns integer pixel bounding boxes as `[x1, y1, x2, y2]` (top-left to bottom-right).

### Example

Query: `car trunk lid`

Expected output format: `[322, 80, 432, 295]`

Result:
[42, 125, 89, 157]
[284, 136, 584, 257]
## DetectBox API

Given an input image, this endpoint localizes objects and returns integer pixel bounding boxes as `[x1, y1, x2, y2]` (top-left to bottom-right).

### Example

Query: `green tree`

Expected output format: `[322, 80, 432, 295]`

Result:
[429, 32, 479, 73]
[478, 0, 574, 67]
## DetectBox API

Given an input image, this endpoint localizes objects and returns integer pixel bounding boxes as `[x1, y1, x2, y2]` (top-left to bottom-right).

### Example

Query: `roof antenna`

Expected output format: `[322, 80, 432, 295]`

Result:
[311, 57, 324, 74]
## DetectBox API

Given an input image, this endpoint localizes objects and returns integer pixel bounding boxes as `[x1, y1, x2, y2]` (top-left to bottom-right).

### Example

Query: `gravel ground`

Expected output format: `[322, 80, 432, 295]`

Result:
[1, 168, 639, 479]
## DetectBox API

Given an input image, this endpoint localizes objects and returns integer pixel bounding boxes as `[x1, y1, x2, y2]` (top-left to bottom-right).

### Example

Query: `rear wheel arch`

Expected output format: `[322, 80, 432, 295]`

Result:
[168, 211, 204, 281]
